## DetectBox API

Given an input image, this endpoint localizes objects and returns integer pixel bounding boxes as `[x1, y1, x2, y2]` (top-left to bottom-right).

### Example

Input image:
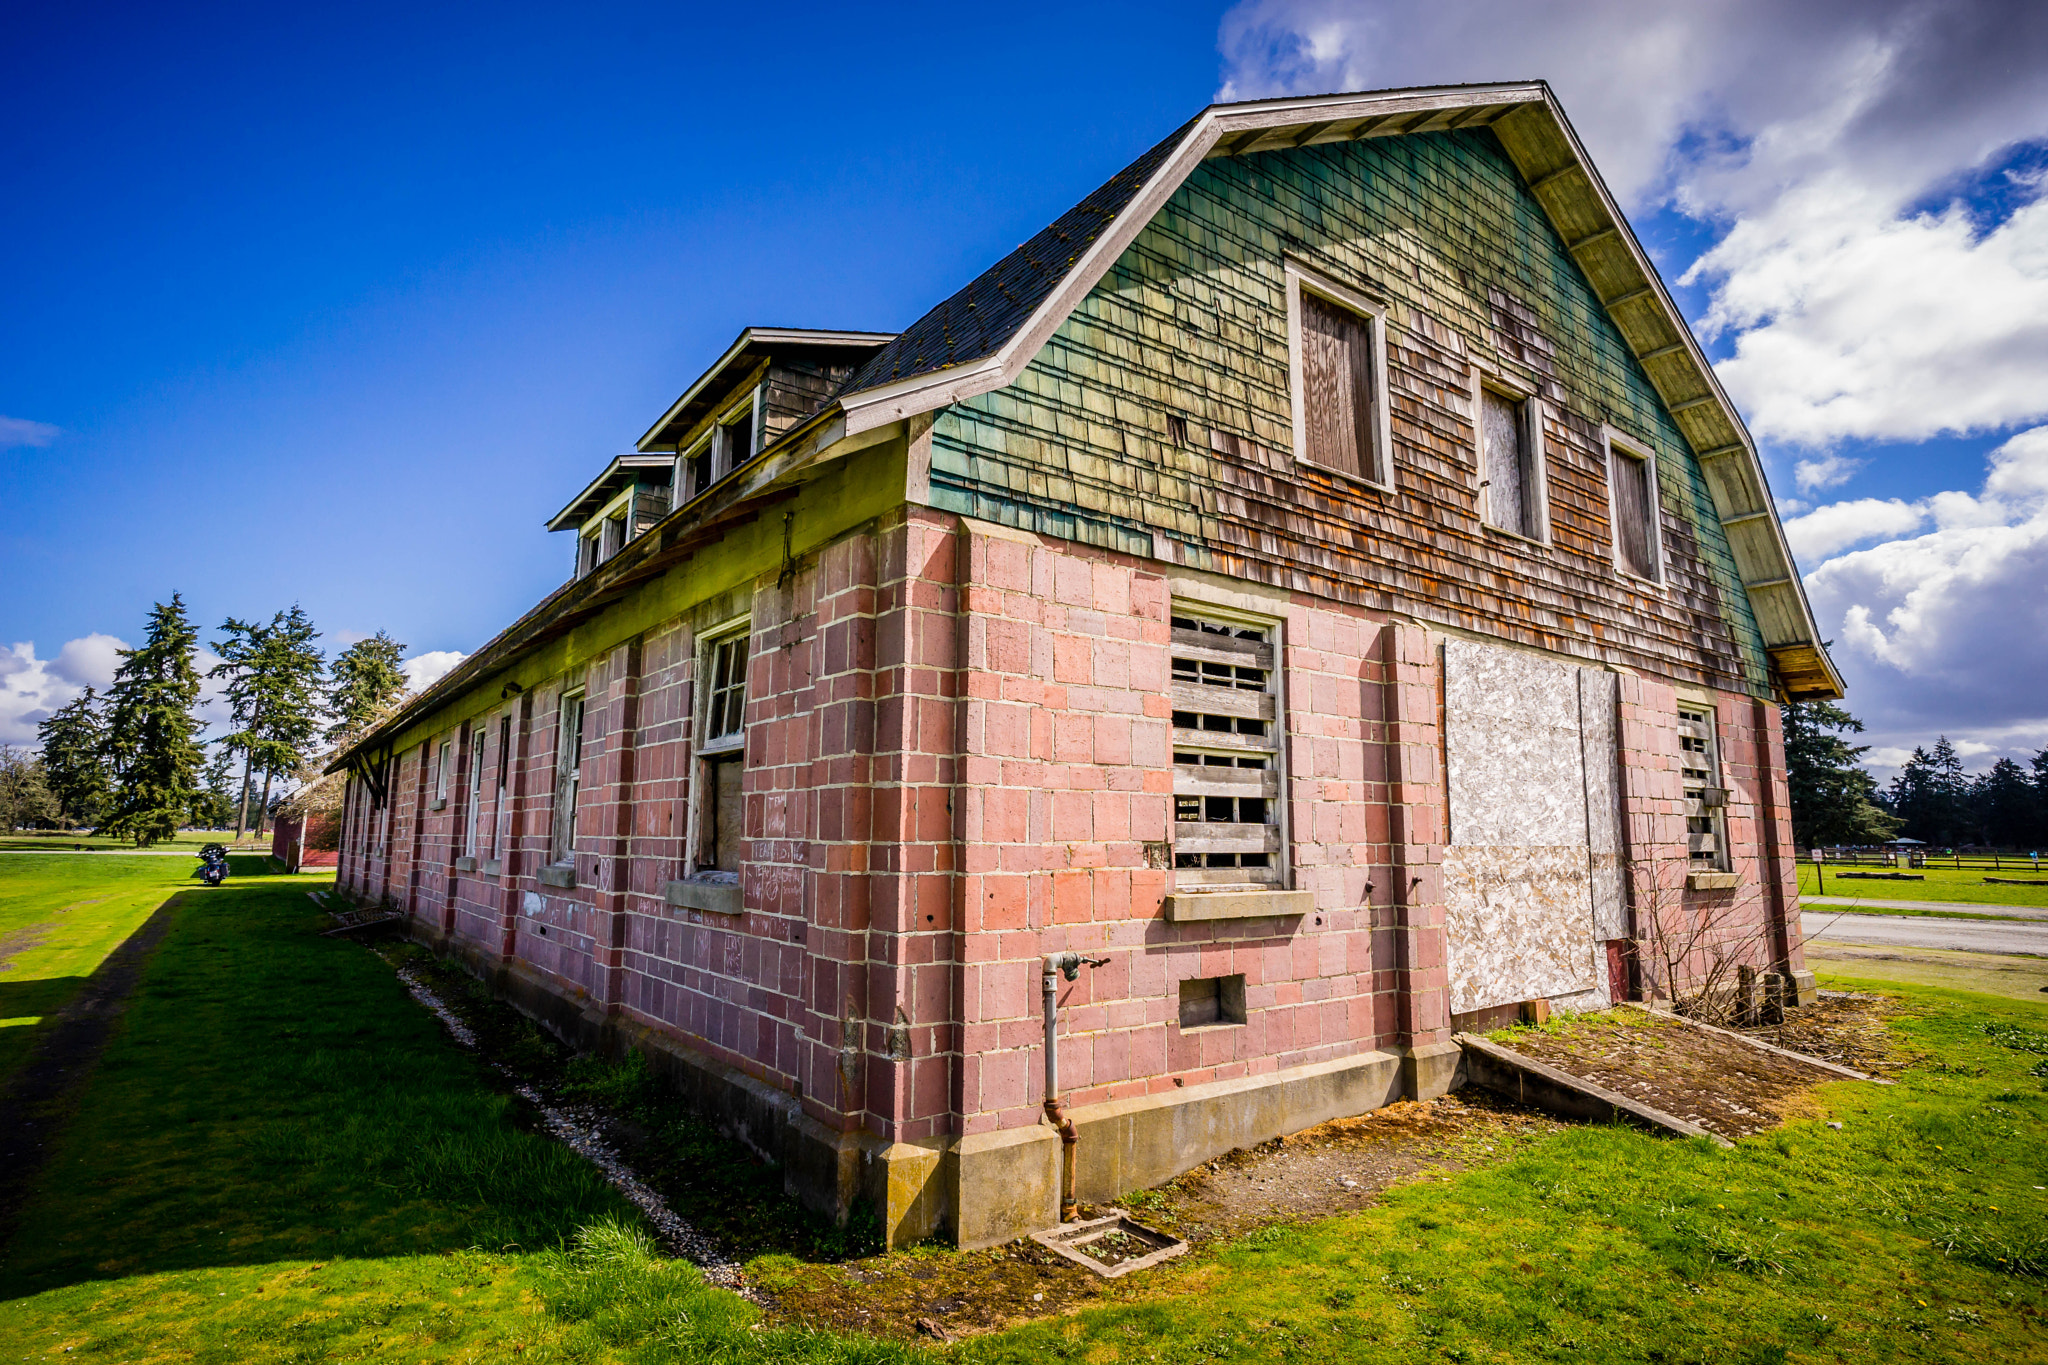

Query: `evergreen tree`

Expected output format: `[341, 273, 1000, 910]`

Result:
[190, 741, 240, 830]
[0, 746, 62, 831]
[1967, 757, 2039, 848]
[326, 630, 409, 747]
[99, 594, 205, 846]
[1782, 701, 1899, 848]
[213, 605, 325, 840]
[1888, 736, 1972, 846]
[36, 688, 111, 827]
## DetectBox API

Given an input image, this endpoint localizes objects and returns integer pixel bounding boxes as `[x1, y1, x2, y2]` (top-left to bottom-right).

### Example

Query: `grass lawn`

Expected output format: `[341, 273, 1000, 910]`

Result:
[0, 852, 283, 1081]
[1800, 863, 2048, 909]
[0, 831, 272, 853]
[1, 873, 2045, 1361]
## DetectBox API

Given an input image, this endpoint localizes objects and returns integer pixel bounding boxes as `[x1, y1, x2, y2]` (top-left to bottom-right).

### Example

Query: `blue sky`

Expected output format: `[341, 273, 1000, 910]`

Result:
[6, 1, 2046, 778]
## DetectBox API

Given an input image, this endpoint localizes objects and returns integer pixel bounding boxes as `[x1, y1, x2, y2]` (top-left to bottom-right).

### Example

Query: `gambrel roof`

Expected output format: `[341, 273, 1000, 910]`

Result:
[831, 82, 1842, 702]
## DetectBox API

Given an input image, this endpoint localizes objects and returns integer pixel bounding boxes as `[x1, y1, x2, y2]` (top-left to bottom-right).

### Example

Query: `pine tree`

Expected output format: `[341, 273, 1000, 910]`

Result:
[1782, 701, 1899, 848]
[37, 688, 111, 827]
[100, 594, 205, 846]
[1888, 736, 1972, 846]
[191, 741, 240, 831]
[326, 630, 409, 747]
[212, 605, 325, 840]
[1967, 757, 2038, 848]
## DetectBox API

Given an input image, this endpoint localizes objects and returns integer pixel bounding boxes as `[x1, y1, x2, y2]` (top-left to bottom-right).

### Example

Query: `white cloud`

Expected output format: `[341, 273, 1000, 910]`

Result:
[0, 635, 130, 746]
[0, 415, 60, 449]
[1793, 453, 1862, 493]
[1801, 426, 2048, 760]
[1783, 496, 1927, 563]
[403, 650, 465, 693]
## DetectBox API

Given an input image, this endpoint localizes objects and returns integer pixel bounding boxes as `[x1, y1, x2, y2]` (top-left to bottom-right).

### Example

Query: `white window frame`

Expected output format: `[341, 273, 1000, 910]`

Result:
[1285, 258, 1395, 492]
[433, 737, 453, 808]
[685, 618, 751, 878]
[1472, 368, 1550, 545]
[1167, 599, 1291, 892]
[463, 722, 488, 858]
[1603, 426, 1666, 585]
[1677, 697, 1729, 873]
[551, 689, 586, 867]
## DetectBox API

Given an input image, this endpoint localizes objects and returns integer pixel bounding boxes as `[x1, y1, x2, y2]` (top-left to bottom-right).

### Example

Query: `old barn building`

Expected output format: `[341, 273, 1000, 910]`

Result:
[332, 82, 1842, 1248]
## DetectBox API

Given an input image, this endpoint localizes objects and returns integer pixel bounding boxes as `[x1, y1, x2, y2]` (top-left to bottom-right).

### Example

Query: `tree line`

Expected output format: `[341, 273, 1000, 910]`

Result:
[1, 593, 413, 843]
[1784, 701, 2048, 851]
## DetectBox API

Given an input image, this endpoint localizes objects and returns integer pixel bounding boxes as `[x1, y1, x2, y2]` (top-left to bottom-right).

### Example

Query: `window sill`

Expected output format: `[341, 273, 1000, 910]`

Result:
[1615, 565, 1666, 590]
[1293, 453, 1395, 495]
[665, 879, 742, 914]
[1481, 521, 1549, 549]
[453, 856, 478, 873]
[537, 865, 577, 889]
[1164, 889, 1314, 922]
[429, 799, 447, 811]
[1687, 871, 1739, 891]
[482, 859, 502, 877]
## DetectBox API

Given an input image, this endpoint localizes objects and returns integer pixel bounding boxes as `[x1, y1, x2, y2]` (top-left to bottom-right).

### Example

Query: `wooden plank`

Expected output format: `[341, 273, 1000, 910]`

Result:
[1174, 822, 1282, 854]
[1168, 636, 1274, 669]
[1172, 683, 1276, 720]
[1171, 768, 1280, 798]
[1170, 726, 1273, 755]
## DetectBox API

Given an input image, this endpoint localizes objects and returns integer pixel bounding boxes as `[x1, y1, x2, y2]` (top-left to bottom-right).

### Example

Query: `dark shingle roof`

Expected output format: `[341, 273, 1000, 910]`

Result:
[837, 118, 1198, 397]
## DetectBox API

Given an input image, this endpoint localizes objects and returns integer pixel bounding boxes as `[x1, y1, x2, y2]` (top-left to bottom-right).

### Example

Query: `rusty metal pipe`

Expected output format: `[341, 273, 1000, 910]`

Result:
[1041, 951, 1106, 1223]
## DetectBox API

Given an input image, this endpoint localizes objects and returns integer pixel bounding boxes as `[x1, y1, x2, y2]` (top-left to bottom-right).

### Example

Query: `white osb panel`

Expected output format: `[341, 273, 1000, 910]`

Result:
[1442, 639, 1623, 1015]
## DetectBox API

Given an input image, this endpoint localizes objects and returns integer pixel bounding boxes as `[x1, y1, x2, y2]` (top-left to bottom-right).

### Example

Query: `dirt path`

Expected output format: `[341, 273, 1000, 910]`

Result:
[0, 892, 185, 1250]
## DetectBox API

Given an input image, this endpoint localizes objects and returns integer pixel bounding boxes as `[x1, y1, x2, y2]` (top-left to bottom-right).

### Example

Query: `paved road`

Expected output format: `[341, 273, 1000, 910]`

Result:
[1802, 895, 2048, 920]
[1801, 910, 2048, 956]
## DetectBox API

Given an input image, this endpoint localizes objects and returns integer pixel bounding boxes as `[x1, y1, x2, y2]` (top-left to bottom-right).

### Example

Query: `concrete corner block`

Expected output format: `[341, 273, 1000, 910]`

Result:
[1397, 1040, 1465, 1100]
[952, 1126, 1060, 1250]
[862, 1135, 955, 1249]
[1790, 969, 1819, 1007]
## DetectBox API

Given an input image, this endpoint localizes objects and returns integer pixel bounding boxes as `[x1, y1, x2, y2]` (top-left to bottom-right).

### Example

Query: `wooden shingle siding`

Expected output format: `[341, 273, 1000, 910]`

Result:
[928, 128, 1771, 698]
[765, 359, 856, 439]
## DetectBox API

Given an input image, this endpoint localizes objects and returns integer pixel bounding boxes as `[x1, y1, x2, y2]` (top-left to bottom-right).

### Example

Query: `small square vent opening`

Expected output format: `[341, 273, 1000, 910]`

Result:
[1179, 974, 1246, 1029]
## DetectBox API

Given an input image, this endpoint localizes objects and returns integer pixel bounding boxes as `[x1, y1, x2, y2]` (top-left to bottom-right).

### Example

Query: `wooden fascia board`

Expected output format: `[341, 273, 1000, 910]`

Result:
[1489, 100, 1842, 700]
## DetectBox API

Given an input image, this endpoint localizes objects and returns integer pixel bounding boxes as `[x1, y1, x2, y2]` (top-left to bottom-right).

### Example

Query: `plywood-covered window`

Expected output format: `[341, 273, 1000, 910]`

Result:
[1480, 382, 1546, 541]
[1170, 607, 1284, 889]
[551, 691, 585, 866]
[1287, 263, 1392, 488]
[1678, 702, 1727, 871]
[1608, 432, 1662, 581]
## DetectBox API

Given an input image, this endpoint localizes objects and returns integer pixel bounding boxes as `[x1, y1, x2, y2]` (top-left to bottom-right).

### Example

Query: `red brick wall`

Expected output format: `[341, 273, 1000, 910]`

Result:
[335, 508, 1800, 1149]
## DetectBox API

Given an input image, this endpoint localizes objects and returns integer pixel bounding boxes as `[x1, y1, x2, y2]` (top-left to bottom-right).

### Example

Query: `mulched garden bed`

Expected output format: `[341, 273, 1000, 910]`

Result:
[1489, 996, 1897, 1140]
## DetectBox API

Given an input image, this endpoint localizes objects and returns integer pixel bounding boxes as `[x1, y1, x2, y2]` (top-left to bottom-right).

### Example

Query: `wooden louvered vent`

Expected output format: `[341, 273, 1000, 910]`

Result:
[1677, 704, 1726, 870]
[1171, 612, 1283, 889]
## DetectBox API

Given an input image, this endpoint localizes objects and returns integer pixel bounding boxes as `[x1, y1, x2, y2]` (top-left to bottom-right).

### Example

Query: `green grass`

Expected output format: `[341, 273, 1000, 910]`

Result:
[1800, 862, 2048, 909]
[0, 830, 271, 852]
[0, 852, 281, 1080]
[2, 868, 2046, 1361]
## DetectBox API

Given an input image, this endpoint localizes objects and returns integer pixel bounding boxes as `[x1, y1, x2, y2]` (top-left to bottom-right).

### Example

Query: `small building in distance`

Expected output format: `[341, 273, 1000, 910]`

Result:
[330, 82, 1841, 1249]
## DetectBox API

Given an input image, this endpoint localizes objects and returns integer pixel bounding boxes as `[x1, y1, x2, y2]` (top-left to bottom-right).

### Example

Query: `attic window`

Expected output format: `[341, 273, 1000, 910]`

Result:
[1287, 264, 1392, 488]
[1607, 432, 1663, 581]
[1479, 381, 1547, 541]
[1166, 413, 1189, 446]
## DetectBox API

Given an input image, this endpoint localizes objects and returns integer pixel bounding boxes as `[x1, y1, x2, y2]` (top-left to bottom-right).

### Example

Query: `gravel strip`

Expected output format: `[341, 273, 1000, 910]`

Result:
[392, 962, 750, 1294]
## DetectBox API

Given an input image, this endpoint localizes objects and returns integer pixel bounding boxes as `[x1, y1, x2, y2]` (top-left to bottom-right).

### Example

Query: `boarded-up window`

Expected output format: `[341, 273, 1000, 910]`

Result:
[1612, 446, 1658, 579]
[1481, 388, 1538, 538]
[1170, 609, 1283, 889]
[1178, 974, 1247, 1029]
[1678, 704, 1726, 870]
[1299, 291, 1380, 482]
[700, 754, 745, 873]
[551, 692, 584, 865]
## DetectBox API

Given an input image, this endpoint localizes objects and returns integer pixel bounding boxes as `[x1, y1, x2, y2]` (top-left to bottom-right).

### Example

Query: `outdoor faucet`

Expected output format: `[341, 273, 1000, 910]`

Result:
[1041, 951, 1110, 1221]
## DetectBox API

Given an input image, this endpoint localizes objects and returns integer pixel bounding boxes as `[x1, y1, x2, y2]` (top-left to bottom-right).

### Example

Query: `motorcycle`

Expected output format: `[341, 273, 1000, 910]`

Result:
[197, 843, 229, 886]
